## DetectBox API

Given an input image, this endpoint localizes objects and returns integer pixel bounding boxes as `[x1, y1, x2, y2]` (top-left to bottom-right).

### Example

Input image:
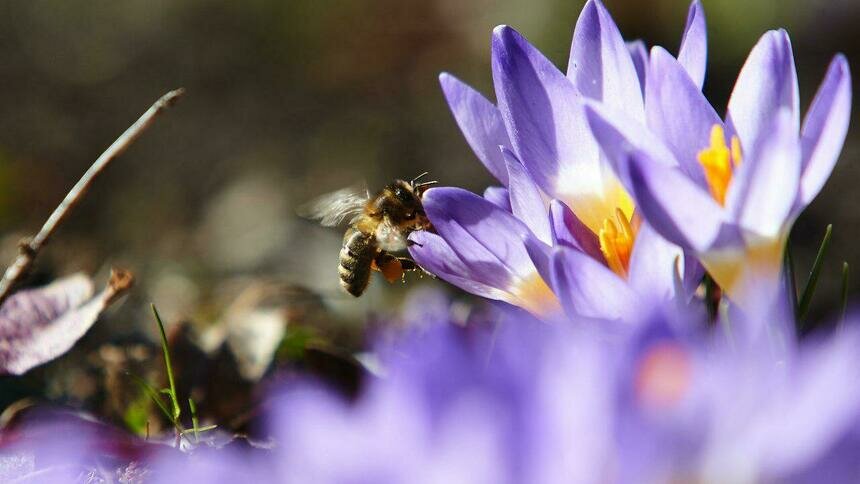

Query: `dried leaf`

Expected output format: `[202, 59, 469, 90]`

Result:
[0, 270, 134, 375]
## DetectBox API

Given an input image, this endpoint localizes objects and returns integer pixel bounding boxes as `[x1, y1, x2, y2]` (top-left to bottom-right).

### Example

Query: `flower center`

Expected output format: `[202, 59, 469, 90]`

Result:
[697, 124, 742, 206]
[598, 208, 637, 278]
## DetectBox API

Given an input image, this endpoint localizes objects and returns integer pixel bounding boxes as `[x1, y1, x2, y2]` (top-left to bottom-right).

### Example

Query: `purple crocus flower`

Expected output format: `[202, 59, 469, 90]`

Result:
[411, 0, 708, 320]
[585, 20, 852, 308]
[614, 306, 860, 483]
[150, 300, 860, 483]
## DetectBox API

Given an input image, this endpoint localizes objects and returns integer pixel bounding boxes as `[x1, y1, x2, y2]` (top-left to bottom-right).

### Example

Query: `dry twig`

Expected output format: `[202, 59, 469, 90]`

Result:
[0, 89, 185, 304]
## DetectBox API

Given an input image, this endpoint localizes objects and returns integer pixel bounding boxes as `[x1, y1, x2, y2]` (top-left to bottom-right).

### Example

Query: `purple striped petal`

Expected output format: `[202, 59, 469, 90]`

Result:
[483, 186, 512, 212]
[422, 187, 535, 283]
[584, 100, 680, 190]
[729, 108, 801, 238]
[523, 233, 553, 289]
[568, 0, 644, 120]
[440, 73, 512, 186]
[726, 29, 800, 152]
[549, 199, 603, 262]
[627, 40, 649, 95]
[627, 223, 684, 302]
[677, 0, 707, 89]
[408, 231, 510, 301]
[549, 246, 638, 322]
[625, 149, 736, 252]
[798, 54, 852, 207]
[504, 148, 552, 244]
[492, 25, 598, 202]
[646, 47, 720, 189]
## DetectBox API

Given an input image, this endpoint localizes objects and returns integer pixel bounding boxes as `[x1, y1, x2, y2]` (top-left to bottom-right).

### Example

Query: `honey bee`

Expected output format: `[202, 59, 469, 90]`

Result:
[301, 173, 437, 297]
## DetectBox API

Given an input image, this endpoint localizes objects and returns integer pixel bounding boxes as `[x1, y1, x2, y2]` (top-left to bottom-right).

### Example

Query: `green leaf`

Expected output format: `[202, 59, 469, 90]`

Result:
[276, 326, 316, 362]
[122, 390, 152, 436]
[127, 371, 178, 428]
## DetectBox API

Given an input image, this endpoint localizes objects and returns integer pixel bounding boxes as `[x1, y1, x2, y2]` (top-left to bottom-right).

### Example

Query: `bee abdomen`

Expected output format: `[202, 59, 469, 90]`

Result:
[339, 229, 376, 297]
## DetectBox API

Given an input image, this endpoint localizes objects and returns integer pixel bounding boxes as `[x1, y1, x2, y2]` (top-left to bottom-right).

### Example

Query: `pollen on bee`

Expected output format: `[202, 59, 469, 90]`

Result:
[378, 257, 404, 283]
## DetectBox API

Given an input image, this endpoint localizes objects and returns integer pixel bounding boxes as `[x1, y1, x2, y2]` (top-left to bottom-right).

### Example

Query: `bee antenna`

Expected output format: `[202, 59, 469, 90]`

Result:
[411, 172, 430, 186]
[414, 180, 438, 190]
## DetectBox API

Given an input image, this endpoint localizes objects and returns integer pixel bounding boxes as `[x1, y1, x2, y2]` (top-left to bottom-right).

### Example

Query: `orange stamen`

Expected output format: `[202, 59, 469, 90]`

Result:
[697, 125, 742, 205]
[598, 208, 636, 278]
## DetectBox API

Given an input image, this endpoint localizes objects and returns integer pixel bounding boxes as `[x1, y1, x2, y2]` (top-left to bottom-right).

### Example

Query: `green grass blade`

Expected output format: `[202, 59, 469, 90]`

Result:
[180, 424, 217, 436]
[784, 237, 799, 317]
[189, 397, 200, 441]
[151, 304, 181, 421]
[798, 224, 833, 324]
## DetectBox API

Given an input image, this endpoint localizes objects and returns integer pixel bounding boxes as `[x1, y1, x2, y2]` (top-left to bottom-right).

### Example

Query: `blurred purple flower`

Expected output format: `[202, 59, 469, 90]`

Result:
[585, 18, 852, 308]
[149, 303, 860, 483]
[270, 305, 860, 483]
[5, 301, 860, 483]
[410, 1, 709, 320]
[0, 407, 167, 482]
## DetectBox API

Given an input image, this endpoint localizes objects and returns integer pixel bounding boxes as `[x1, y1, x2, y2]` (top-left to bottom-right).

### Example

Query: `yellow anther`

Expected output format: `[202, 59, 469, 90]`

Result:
[599, 208, 636, 278]
[697, 124, 742, 206]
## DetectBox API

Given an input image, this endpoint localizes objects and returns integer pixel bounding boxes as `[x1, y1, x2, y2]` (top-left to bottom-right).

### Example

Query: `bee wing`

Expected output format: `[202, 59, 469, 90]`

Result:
[298, 185, 370, 227]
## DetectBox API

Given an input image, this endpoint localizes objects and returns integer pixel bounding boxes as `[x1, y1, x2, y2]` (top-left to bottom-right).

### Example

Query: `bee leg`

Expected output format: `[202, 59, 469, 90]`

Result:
[397, 257, 436, 279]
[374, 252, 404, 284]
[406, 239, 423, 248]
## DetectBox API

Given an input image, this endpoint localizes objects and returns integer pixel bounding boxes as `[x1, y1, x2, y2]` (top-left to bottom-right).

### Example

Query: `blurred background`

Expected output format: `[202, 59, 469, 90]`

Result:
[0, 0, 857, 431]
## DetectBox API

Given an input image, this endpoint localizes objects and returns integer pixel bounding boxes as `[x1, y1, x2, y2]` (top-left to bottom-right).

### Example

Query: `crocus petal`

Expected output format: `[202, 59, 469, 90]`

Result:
[408, 231, 510, 301]
[798, 54, 852, 207]
[549, 245, 638, 322]
[422, 187, 535, 282]
[677, 0, 707, 89]
[626, 149, 737, 253]
[627, 223, 685, 302]
[504, 148, 552, 244]
[756, 329, 860, 477]
[646, 47, 721, 189]
[729, 108, 801, 239]
[726, 29, 799, 151]
[549, 199, 603, 262]
[627, 40, 649, 95]
[492, 26, 601, 211]
[584, 100, 680, 190]
[483, 186, 512, 212]
[523, 233, 553, 288]
[568, 0, 644, 121]
[440, 73, 512, 185]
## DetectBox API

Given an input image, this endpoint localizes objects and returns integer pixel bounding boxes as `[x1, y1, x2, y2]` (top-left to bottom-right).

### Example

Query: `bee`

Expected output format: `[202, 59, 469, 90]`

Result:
[301, 173, 437, 297]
